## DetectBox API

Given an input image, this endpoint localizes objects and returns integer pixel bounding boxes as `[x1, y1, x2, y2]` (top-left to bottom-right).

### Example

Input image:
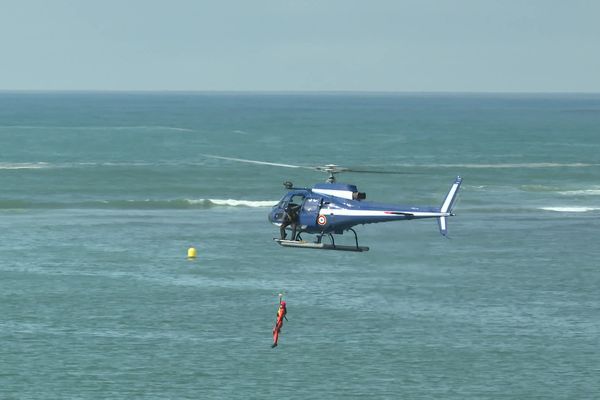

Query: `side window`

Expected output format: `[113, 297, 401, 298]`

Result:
[323, 201, 341, 209]
[302, 198, 321, 213]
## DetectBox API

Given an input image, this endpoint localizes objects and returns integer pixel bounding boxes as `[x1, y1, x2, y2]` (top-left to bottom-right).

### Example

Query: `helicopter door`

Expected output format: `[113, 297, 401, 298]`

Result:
[299, 197, 322, 227]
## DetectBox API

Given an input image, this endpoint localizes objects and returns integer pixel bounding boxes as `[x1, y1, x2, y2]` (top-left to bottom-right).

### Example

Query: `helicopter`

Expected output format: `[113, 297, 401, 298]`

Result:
[203, 155, 462, 252]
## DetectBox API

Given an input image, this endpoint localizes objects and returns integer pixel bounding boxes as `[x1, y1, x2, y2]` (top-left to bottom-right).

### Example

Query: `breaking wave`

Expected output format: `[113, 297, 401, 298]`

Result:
[558, 189, 600, 196]
[398, 162, 600, 169]
[539, 207, 600, 213]
[6, 161, 599, 172]
[0, 161, 209, 170]
[0, 162, 51, 170]
[196, 199, 277, 207]
[0, 125, 195, 132]
[0, 198, 278, 210]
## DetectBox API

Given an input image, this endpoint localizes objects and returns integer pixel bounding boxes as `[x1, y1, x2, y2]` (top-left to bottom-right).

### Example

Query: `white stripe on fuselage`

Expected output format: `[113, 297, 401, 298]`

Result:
[312, 188, 355, 200]
[319, 208, 446, 218]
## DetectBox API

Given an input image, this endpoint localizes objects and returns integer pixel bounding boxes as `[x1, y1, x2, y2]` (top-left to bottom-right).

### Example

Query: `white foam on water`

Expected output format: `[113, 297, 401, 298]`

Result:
[194, 199, 278, 207]
[558, 189, 600, 196]
[0, 162, 51, 170]
[540, 206, 600, 213]
[414, 162, 600, 169]
[0, 125, 194, 132]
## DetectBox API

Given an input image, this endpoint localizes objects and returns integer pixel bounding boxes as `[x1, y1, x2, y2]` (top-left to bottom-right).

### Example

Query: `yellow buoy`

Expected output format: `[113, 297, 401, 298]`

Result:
[187, 247, 197, 259]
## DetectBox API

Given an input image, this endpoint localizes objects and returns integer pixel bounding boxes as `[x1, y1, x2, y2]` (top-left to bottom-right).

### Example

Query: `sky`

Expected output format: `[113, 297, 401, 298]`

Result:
[1, 0, 599, 92]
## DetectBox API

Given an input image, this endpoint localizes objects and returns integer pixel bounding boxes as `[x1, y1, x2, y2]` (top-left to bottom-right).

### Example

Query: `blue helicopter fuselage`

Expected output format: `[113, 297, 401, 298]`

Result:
[268, 179, 461, 236]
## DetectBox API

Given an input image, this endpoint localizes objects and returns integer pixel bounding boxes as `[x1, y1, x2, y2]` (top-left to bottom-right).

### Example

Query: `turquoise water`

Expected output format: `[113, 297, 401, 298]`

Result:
[1, 92, 599, 399]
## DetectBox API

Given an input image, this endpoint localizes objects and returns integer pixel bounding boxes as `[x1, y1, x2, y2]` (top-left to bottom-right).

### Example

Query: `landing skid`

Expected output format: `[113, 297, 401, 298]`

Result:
[273, 228, 369, 252]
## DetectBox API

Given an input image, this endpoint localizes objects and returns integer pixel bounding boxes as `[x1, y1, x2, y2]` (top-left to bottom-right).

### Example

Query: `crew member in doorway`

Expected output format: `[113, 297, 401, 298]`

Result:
[280, 203, 299, 240]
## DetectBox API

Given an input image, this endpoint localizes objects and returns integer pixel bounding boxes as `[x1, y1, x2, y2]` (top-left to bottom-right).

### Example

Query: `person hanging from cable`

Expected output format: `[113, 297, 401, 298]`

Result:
[271, 294, 288, 348]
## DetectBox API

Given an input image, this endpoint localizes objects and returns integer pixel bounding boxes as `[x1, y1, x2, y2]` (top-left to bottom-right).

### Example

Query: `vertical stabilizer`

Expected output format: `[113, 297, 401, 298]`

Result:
[438, 176, 462, 236]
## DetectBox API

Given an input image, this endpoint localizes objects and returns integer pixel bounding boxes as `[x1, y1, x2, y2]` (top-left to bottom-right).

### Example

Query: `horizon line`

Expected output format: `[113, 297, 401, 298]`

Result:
[1, 89, 600, 96]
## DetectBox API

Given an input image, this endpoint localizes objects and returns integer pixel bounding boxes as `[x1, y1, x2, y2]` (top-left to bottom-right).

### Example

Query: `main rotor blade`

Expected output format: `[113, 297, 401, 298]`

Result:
[343, 168, 412, 175]
[201, 154, 416, 175]
[201, 154, 315, 170]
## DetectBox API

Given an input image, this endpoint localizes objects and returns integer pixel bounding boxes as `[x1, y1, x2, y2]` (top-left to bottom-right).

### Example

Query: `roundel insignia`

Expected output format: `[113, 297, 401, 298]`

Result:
[317, 215, 327, 225]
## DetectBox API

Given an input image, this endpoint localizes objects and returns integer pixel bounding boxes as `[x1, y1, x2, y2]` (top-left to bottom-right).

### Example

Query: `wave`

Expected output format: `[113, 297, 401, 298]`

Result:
[0, 125, 195, 132]
[0, 161, 207, 170]
[6, 160, 598, 172]
[394, 162, 600, 169]
[0, 162, 52, 170]
[558, 189, 600, 196]
[0, 198, 277, 210]
[2, 198, 596, 215]
[197, 199, 277, 207]
[0, 162, 146, 170]
[539, 207, 600, 213]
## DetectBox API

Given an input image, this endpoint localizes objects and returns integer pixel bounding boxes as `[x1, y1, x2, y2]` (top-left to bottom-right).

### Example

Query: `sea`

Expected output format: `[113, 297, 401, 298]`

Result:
[1, 92, 599, 399]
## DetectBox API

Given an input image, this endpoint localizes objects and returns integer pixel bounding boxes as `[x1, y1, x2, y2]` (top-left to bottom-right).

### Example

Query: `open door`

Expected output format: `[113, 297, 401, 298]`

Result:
[299, 196, 322, 228]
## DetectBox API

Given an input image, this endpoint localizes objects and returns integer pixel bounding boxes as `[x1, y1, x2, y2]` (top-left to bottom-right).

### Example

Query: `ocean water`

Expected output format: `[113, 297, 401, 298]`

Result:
[1, 92, 599, 399]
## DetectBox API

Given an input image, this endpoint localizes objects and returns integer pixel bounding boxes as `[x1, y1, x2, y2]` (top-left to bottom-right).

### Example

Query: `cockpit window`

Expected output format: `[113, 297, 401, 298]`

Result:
[274, 198, 286, 209]
[275, 193, 305, 209]
[288, 194, 305, 207]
